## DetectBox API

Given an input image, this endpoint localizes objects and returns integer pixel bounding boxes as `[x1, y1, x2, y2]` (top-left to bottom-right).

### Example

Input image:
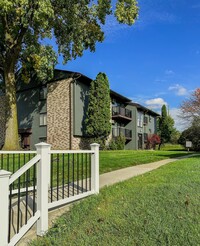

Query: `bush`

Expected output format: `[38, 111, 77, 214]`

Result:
[178, 118, 200, 151]
[109, 135, 126, 150]
[146, 134, 161, 150]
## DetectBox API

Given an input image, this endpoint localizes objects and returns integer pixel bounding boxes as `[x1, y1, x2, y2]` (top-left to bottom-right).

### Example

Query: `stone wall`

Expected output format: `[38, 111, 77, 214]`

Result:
[47, 78, 92, 150]
[71, 136, 91, 150]
[47, 78, 72, 149]
[0, 95, 6, 148]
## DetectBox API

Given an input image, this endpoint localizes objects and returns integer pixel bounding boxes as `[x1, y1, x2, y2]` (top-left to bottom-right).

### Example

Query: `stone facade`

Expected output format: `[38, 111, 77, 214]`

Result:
[47, 78, 92, 150]
[0, 95, 6, 148]
[71, 136, 91, 150]
[47, 78, 72, 149]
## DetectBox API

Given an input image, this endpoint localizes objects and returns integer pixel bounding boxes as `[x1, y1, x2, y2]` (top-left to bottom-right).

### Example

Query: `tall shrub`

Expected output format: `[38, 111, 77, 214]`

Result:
[85, 73, 111, 146]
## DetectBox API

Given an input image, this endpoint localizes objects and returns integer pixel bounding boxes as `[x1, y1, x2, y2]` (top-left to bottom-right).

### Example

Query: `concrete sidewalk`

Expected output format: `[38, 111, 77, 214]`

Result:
[100, 154, 198, 188]
[100, 158, 178, 188]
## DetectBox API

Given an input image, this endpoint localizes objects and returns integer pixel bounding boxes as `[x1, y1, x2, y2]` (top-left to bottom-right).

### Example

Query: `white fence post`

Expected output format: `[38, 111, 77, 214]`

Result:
[90, 143, 100, 194]
[0, 170, 11, 246]
[35, 142, 51, 236]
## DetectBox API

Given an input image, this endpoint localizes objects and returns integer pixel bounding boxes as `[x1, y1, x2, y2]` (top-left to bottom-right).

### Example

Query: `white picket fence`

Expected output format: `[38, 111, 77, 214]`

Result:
[0, 143, 99, 246]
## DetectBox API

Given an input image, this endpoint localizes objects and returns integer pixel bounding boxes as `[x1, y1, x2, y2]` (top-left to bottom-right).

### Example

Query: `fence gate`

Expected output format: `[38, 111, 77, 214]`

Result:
[0, 143, 99, 246]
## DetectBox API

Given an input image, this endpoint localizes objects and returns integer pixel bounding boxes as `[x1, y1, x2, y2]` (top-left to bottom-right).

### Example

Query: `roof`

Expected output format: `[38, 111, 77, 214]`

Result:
[53, 69, 92, 85]
[15, 68, 159, 117]
[110, 90, 131, 103]
[128, 102, 160, 116]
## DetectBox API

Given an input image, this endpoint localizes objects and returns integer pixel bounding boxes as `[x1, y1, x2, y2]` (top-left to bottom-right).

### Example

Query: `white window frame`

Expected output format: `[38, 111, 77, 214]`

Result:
[40, 113, 47, 126]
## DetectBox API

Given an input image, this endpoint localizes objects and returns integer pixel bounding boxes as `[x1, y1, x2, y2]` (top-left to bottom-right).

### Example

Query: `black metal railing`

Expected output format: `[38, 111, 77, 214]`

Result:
[0, 152, 36, 173]
[112, 127, 132, 140]
[0, 152, 36, 189]
[8, 161, 38, 243]
[50, 152, 92, 203]
[112, 106, 132, 119]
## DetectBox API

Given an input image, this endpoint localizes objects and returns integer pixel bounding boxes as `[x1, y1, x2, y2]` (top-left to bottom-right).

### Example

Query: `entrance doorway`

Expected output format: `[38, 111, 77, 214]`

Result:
[138, 133, 143, 149]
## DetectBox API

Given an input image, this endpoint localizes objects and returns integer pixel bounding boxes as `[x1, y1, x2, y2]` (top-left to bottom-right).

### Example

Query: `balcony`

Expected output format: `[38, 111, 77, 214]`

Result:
[112, 127, 132, 141]
[112, 106, 132, 121]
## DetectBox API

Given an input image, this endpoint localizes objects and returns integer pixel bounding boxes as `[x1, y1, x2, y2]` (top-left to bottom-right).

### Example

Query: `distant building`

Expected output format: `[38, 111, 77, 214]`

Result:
[0, 69, 159, 150]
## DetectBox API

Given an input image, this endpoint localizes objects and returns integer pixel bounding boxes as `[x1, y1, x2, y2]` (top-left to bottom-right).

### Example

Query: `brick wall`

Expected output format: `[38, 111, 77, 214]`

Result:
[0, 95, 6, 148]
[47, 78, 72, 149]
[47, 78, 92, 150]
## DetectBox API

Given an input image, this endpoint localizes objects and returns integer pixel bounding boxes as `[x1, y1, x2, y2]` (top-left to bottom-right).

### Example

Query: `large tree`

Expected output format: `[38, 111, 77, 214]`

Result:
[85, 72, 111, 146]
[180, 88, 200, 122]
[0, 0, 139, 150]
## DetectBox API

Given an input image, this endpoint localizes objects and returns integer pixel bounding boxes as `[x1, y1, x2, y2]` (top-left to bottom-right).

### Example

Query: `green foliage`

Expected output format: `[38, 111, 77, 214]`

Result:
[115, 0, 139, 25]
[1, 0, 139, 78]
[85, 73, 111, 145]
[170, 129, 181, 144]
[0, 0, 139, 149]
[158, 105, 176, 145]
[109, 135, 126, 150]
[179, 117, 200, 151]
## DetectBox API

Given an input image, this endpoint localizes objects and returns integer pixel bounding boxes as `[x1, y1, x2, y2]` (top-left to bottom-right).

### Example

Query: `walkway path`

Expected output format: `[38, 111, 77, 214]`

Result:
[18, 154, 197, 245]
[100, 156, 190, 188]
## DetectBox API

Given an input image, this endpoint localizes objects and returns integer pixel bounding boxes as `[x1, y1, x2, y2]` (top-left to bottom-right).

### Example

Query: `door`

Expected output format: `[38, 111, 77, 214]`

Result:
[138, 133, 143, 149]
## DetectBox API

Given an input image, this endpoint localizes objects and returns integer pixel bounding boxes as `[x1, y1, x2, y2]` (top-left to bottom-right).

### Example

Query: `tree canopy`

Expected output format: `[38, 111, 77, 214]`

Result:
[0, 0, 139, 78]
[0, 0, 139, 149]
[180, 88, 200, 121]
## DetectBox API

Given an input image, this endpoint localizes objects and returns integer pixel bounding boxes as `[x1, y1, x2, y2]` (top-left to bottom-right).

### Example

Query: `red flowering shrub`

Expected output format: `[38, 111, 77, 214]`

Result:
[146, 134, 161, 149]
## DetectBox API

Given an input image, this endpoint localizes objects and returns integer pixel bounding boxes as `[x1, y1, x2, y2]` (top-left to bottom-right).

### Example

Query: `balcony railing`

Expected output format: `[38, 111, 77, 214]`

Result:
[112, 106, 132, 121]
[112, 127, 132, 140]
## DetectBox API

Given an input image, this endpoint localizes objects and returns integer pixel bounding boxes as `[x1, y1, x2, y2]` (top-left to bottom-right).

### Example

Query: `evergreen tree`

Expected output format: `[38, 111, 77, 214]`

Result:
[85, 73, 111, 146]
[158, 105, 175, 149]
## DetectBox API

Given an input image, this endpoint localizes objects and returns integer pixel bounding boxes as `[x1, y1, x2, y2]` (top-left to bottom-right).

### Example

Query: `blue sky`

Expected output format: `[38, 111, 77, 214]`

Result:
[56, 0, 200, 131]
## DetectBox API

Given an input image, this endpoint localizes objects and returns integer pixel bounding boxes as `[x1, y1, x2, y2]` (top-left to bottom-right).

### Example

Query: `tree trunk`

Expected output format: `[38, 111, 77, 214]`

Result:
[3, 68, 20, 150]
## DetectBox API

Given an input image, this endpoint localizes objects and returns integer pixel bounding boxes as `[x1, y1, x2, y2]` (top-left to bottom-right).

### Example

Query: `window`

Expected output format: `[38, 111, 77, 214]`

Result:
[144, 133, 148, 142]
[39, 137, 47, 142]
[39, 87, 47, 100]
[137, 112, 143, 127]
[144, 116, 148, 125]
[40, 113, 47, 126]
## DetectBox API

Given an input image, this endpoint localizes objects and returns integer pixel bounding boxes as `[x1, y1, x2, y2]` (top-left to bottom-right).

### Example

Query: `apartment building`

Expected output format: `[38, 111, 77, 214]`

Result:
[0, 69, 159, 150]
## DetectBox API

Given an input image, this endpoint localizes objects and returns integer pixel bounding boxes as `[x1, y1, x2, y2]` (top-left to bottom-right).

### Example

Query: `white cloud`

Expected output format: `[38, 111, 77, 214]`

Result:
[168, 84, 188, 96]
[169, 108, 190, 132]
[145, 97, 167, 109]
[165, 70, 175, 75]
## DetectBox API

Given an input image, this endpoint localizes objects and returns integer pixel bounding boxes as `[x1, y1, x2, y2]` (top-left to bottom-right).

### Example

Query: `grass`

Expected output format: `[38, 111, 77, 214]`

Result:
[99, 148, 192, 173]
[29, 155, 200, 246]
[0, 146, 193, 188]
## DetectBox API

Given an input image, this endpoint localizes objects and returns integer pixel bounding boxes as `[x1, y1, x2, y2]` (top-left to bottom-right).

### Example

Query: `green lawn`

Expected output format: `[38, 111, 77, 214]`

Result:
[99, 148, 191, 173]
[0, 148, 193, 189]
[30, 155, 200, 246]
